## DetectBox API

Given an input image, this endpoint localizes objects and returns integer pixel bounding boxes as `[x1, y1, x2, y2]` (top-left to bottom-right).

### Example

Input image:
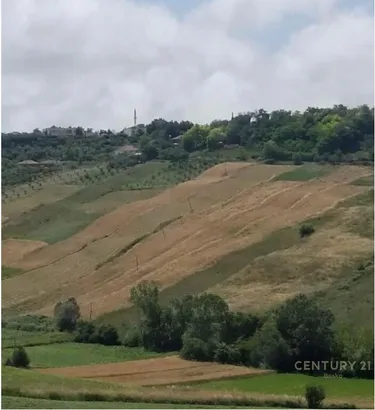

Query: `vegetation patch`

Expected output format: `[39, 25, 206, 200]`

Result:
[1, 396, 233, 409]
[2, 266, 24, 280]
[2, 343, 165, 368]
[350, 175, 374, 186]
[274, 165, 330, 181]
[2, 328, 74, 349]
[2, 202, 100, 244]
[313, 256, 374, 331]
[197, 373, 373, 400]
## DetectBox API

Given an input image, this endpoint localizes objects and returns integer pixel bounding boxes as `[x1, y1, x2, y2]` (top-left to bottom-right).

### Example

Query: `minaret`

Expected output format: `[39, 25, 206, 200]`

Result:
[231, 112, 234, 120]
[133, 109, 137, 126]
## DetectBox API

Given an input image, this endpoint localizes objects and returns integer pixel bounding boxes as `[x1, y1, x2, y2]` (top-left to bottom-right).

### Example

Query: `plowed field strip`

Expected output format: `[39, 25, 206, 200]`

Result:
[38, 355, 272, 386]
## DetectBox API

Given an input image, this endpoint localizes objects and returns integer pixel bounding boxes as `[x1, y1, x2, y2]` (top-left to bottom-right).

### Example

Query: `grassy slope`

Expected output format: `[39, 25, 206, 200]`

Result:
[100, 186, 374, 332]
[2, 328, 73, 349]
[2, 343, 167, 368]
[273, 164, 331, 181]
[2, 159, 223, 244]
[198, 373, 374, 399]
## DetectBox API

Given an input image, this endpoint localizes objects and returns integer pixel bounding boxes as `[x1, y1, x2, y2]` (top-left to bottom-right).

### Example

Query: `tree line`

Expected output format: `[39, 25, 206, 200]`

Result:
[2, 104, 373, 187]
[54, 283, 373, 380]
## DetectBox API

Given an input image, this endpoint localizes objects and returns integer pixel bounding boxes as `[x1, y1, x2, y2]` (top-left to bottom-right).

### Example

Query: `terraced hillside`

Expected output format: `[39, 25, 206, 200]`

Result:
[2, 163, 373, 324]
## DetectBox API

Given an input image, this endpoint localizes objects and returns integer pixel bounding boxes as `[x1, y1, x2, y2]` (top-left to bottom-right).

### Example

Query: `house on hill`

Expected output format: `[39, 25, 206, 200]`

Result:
[44, 126, 76, 138]
[114, 144, 141, 156]
[17, 160, 40, 167]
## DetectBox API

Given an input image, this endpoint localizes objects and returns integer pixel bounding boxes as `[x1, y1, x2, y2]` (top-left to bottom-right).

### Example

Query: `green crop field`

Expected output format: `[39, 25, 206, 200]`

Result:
[3, 343, 168, 368]
[274, 164, 331, 181]
[197, 373, 374, 399]
[2, 328, 73, 349]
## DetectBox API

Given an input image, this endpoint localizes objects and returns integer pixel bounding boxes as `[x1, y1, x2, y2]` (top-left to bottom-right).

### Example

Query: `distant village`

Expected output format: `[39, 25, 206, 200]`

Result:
[11, 123, 150, 168]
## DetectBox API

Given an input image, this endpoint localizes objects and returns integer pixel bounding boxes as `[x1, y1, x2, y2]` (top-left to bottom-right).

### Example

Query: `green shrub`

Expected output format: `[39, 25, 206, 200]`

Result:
[292, 152, 303, 165]
[180, 337, 212, 362]
[74, 320, 120, 345]
[122, 325, 141, 347]
[214, 342, 241, 364]
[10, 347, 30, 368]
[305, 385, 326, 409]
[299, 223, 315, 238]
[96, 324, 120, 346]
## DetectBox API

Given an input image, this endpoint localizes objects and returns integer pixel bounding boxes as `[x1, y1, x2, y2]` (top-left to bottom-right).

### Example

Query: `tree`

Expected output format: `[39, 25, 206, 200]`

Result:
[182, 125, 209, 152]
[9, 347, 30, 368]
[207, 128, 226, 150]
[130, 281, 166, 351]
[292, 152, 303, 165]
[184, 293, 229, 343]
[76, 126, 84, 136]
[263, 141, 290, 161]
[130, 281, 162, 323]
[180, 336, 212, 362]
[54, 297, 81, 332]
[275, 295, 337, 372]
[222, 311, 260, 344]
[247, 316, 291, 371]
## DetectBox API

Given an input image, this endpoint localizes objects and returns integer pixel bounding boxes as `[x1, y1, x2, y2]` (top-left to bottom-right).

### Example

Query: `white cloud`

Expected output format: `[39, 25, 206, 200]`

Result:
[1, 0, 373, 132]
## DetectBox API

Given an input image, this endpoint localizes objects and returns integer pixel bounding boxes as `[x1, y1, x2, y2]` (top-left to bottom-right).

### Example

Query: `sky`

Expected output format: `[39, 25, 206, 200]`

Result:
[1, 0, 374, 132]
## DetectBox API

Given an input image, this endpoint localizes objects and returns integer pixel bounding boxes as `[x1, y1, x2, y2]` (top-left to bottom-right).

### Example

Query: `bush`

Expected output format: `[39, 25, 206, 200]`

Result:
[292, 152, 303, 165]
[305, 385, 326, 409]
[214, 342, 241, 364]
[9, 347, 30, 368]
[299, 223, 315, 238]
[122, 325, 141, 347]
[180, 337, 212, 362]
[96, 325, 120, 346]
[74, 321, 120, 346]
[74, 320, 96, 343]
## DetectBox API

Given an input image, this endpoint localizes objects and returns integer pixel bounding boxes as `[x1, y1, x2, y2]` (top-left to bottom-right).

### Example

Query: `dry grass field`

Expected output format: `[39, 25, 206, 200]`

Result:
[2, 239, 48, 266]
[39, 355, 273, 386]
[2, 163, 372, 319]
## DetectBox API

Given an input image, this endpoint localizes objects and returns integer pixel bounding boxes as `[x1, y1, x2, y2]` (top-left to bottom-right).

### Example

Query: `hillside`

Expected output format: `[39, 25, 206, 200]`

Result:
[2, 162, 373, 331]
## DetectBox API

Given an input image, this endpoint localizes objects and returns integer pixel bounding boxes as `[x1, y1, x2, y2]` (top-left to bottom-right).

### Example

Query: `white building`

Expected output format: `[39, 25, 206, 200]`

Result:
[122, 124, 146, 137]
[44, 126, 76, 137]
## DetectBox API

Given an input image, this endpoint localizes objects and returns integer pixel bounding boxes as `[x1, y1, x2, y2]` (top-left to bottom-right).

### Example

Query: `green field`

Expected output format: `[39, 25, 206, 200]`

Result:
[198, 373, 374, 399]
[1, 396, 233, 409]
[2, 329, 73, 349]
[3, 343, 167, 368]
[274, 164, 331, 181]
[1, 367, 302, 409]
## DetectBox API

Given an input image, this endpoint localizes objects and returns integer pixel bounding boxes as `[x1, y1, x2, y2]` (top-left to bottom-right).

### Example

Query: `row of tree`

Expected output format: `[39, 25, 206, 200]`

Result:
[124, 282, 373, 379]
[52, 285, 373, 379]
[137, 105, 374, 163]
[2, 105, 373, 187]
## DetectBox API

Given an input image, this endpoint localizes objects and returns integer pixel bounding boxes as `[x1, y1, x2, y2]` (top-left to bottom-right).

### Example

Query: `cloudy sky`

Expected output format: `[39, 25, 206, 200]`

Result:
[1, 0, 374, 132]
